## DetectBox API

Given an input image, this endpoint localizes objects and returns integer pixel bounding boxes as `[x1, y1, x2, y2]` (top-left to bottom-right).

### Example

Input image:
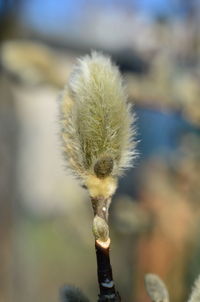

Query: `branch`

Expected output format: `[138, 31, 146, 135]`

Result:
[95, 240, 121, 302]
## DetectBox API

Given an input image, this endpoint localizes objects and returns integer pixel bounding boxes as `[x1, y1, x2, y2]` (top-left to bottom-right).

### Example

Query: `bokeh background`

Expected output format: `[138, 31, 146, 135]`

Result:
[0, 0, 200, 301]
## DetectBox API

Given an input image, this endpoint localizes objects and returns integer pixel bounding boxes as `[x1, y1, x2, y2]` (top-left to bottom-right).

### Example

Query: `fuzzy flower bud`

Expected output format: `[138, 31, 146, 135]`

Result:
[144, 274, 169, 302]
[93, 215, 109, 242]
[188, 275, 200, 302]
[59, 52, 136, 199]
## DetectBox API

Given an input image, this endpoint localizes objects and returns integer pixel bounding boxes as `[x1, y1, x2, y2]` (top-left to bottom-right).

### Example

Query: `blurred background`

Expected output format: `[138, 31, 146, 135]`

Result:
[0, 0, 200, 301]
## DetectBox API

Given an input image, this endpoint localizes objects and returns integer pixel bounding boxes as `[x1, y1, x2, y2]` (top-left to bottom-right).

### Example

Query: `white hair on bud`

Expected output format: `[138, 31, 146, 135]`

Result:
[59, 52, 136, 183]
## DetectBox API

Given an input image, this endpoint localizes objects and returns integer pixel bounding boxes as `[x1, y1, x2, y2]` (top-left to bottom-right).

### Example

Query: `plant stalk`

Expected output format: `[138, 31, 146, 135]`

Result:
[95, 240, 121, 302]
[91, 196, 121, 301]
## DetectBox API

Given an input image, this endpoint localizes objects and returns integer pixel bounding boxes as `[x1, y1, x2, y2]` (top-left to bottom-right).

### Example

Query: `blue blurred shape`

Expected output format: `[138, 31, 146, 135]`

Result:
[135, 107, 186, 160]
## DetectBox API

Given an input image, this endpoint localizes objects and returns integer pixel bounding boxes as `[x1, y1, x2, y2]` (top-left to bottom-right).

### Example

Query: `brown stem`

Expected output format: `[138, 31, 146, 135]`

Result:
[95, 241, 121, 302]
[91, 197, 121, 301]
[91, 196, 111, 221]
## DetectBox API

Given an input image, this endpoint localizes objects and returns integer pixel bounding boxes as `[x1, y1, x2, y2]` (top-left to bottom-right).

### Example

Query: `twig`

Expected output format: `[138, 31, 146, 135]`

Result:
[95, 241, 121, 302]
[91, 196, 121, 301]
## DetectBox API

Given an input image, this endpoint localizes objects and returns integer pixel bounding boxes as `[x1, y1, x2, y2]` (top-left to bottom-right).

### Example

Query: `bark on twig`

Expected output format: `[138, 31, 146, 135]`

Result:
[91, 196, 121, 301]
[95, 241, 121, 302]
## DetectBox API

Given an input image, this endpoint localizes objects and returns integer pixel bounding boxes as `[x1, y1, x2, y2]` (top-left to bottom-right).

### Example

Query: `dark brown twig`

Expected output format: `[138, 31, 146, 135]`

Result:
[91, 196, 121, 301]
[95, 241, 121, 302]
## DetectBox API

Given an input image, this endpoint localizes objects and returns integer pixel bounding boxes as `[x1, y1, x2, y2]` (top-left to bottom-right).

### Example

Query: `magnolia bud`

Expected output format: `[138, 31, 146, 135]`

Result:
[188, 275, 200, 302]
[59, 52, 136, 183]
[93, 215, 109, 242]
[144, 274, 169, 302]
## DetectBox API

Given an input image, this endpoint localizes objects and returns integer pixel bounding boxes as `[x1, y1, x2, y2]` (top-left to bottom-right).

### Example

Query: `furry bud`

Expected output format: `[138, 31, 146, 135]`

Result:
[59, 51, 136, 191]
[188, 275, 200, 302]
[93, 215, 109, 242]
[144, 274, 169, 302]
